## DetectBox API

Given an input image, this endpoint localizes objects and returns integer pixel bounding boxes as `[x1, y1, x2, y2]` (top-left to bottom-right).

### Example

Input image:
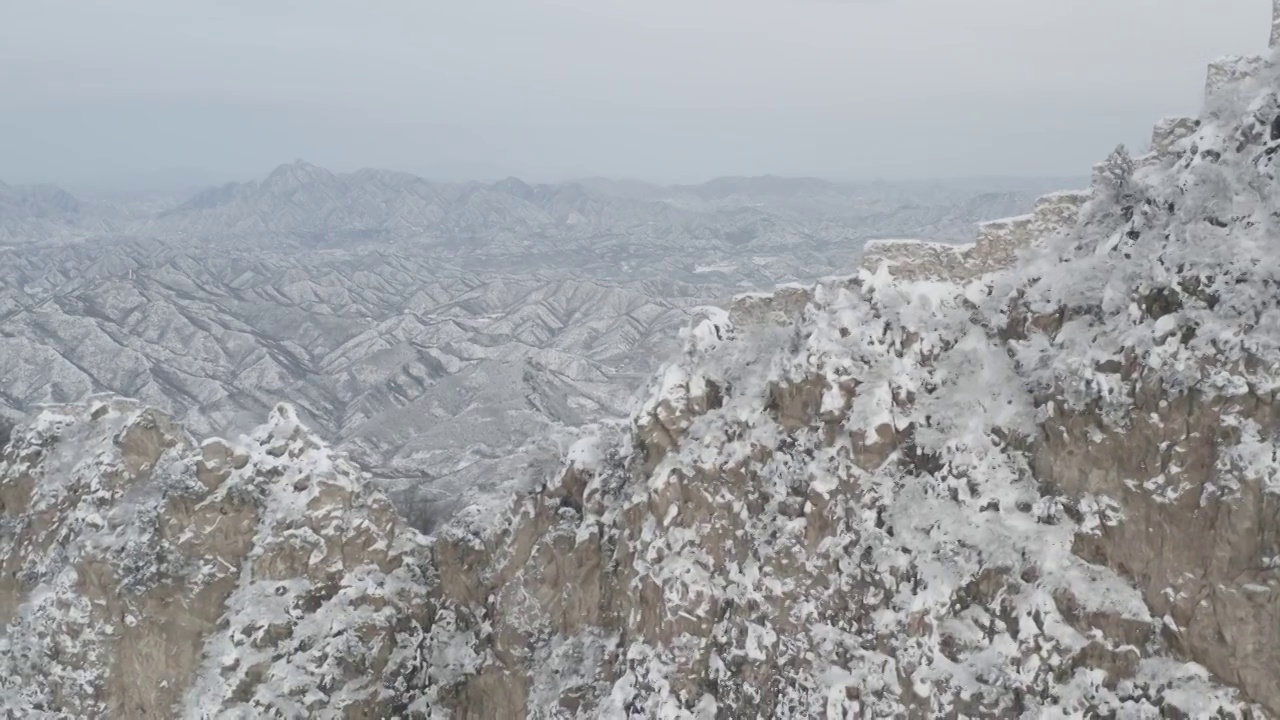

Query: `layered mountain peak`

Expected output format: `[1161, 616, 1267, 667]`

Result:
[262, 159, 334, 189]
[492, 176, 537, 200]
[0, 181, 84, 219]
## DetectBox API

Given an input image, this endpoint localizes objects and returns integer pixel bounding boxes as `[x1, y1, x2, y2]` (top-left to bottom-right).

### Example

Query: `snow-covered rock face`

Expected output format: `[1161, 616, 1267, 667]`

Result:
[0, 399, 438, 717]
[1001, 55, 1280, 712]
[413, 40, 1280, 718]
[859, 190, 1090, 283]
[5, 19, 1280, 720]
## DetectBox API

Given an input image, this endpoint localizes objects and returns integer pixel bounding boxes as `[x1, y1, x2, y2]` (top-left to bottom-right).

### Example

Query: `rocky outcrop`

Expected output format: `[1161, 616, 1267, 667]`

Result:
[859, 190, 1089, 283]
[0, 399, 436, 718]
[1206, 55, 1268, 105]
[410, 20, 1280, 716]
[429, 269, 1268, 715]
[1151, 116, 1201, 159]
[1035, 386, 1280, 708]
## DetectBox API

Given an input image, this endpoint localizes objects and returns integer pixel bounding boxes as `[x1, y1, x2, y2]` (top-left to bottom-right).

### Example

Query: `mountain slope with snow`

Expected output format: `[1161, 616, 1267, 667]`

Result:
[417, 39, 1280, 715]
[0, 173, 1060, 529]
[3, 11, 1280, 719]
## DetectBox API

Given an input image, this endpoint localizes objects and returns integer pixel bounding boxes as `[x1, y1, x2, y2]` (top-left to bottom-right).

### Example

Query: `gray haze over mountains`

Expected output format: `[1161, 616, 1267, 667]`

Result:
[0, 164, 1075, 526]
[0, 0, 1264, 186]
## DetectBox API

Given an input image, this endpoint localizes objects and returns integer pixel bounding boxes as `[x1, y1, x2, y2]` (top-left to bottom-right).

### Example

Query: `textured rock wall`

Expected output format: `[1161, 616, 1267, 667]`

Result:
[0, 400, 436, 718]
[424, 261, 1271, 716]
[415, 28, 1280, 715]
[1034, 385, 1280, 709]
[859, 190, 1089, 283]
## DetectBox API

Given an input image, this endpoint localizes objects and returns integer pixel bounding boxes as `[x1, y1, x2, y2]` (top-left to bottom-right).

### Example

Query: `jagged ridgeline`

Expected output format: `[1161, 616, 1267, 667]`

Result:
[5, 10, 1280, 720]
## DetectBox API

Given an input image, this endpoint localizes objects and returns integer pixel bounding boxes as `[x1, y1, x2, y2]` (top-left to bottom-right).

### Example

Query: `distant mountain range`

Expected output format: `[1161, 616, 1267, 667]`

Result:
[0, 162, 1078, 527]
[1, 161, 1080, 248]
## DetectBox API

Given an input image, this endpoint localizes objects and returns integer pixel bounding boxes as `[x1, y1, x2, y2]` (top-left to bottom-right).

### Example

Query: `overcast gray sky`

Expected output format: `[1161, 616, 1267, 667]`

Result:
[0, 0, 1267, 188]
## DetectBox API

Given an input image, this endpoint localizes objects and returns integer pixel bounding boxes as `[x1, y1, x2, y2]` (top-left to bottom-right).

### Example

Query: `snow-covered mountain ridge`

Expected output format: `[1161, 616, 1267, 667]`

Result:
[0, 168, 1068, 249]
[0, 170, 1063, 531]
[5, 13, 1280, 719]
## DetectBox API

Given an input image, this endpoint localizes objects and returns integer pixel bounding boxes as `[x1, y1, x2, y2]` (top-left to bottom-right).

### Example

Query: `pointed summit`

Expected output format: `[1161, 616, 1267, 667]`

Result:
[492, 176, 535, 200]
[262, 159, 332, 189]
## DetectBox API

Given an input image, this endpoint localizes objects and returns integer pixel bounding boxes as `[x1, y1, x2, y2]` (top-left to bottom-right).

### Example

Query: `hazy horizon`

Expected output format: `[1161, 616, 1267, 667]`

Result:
[2, 0, 1266, 189]
[20, 162, 1093, 200]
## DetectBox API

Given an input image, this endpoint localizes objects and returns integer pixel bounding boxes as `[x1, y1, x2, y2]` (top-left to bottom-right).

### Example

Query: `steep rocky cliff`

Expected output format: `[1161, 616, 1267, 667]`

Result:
[0, 400, 436, 717]
[5, 16, 1280, 720]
